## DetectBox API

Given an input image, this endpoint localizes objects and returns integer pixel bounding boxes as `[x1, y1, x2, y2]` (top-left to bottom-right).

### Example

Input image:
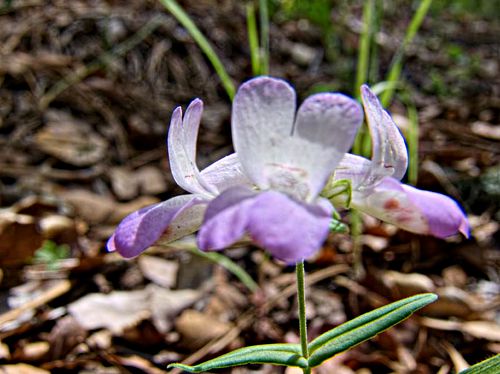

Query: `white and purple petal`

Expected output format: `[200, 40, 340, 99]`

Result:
[290, 93, 363, 198]
[352, 177, 469, 238]
[107, 194, 206, 258]
[360, 85, 408, 184]
[200, 153, 253, 193]
[167, 100, 215, 196]
[197, 186, 333, 264]
[232, 77, 297, 190]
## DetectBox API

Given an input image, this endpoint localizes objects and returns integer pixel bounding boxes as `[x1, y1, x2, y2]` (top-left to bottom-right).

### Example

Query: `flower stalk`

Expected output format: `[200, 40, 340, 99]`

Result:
[296, 261, 311, 374]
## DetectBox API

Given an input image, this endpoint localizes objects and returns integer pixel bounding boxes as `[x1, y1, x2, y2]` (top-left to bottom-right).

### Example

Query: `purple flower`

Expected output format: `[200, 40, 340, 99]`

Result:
[107, 99, 251, 258]
[197, 77, 363, 263]
[108, 77, 363, 263]
[330, 85, 469, 238]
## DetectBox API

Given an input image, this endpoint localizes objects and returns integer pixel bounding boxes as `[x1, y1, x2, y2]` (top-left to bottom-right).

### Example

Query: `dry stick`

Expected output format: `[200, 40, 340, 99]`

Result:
[169, 264, 349, 374]
[0, 280, 71, 327]
[38, 14, 166, 110]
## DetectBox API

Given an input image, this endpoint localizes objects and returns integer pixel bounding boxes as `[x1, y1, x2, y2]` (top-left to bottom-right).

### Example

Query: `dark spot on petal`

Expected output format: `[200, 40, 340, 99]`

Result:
[384, 198, 400, 210]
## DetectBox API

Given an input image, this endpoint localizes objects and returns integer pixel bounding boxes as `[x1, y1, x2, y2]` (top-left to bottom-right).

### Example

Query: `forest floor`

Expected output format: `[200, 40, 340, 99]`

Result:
[0, 1, 499, 373]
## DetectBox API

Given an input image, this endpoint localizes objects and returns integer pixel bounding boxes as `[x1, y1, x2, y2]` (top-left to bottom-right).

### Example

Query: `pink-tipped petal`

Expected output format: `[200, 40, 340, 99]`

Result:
[108, 194, 206, 258]
[197, 186, 333, 264]
[400, 183, 470, 238]
[360, 85, 408, 183]
[291, 93, 363, 198]
[167, 100, 215, 196]
[232, 77, 297, 189]
[352, 177, 469, 239]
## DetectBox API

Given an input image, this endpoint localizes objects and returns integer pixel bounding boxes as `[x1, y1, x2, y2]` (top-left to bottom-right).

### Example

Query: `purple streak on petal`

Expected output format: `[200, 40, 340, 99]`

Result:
[197, 186, 256, 251]
[197, 186, 333, 264]
[247, 193, 333, 263]
[334, 153, 372, 189]
[401, 183, 470, 238]
[360, 85, 408, 183]
[108, 194, 205, 258]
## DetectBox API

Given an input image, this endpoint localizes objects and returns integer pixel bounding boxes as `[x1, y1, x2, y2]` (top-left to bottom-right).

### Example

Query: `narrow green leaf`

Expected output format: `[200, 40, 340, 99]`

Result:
[159, 0, 235, 100]
[380, 0, 432, 106]
[189, 247, 259, 292]
[167, 343, 307, 372]
[460, 354, 500, 374]
[308, 293, 437, 368]
[246, 2, 261, 76]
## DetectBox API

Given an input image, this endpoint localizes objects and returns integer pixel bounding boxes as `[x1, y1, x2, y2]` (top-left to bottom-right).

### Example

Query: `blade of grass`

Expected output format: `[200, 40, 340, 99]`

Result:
[159, 0, 236, 100]
[246, 2, 261, 76]
[188, 247, 259, 293]
[39, 15, 165, 109]
[353, 0, 375, 156]
[380, 0, 432, 106]
[406, 100, 419, 185]
[259, 0, 270, 75]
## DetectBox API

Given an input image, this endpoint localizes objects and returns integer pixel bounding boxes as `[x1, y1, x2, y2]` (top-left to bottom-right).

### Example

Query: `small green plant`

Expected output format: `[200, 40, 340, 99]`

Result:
[33, 240, 70, 270]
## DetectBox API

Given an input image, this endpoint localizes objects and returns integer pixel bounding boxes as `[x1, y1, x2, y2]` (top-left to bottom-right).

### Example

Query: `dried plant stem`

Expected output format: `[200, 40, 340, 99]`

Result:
[296, 261, 311, 374]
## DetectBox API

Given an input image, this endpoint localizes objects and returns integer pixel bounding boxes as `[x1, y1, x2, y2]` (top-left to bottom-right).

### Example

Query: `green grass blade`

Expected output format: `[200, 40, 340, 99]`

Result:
[189, 247, 259, 292]
[259, 0, 270, 75]
[308, 293, 437, 368]
[380, 0, 432, 106]
[159, 0, 235, 100]
[353, 0, 376, 157]
[246, 2, 261, 76]
[406, 100, 419, 185]
[355, 0, 375, 97]
[168, 343, 307, 372]
[460, 354, 500, 374]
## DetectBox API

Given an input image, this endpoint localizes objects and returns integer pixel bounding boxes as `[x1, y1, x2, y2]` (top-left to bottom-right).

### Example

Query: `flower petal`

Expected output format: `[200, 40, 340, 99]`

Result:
[334, 153, 372, 190]
[361, 85, 408, 183]
[167, 100, 215, 196]
[232, 77, 296, 189]
[198, 186, 333, 264]
[352, 177, 469, 238]
[292, 93, 363, 197]
[108, 194, 206, 258]
[247, 193, 333, 263]
[197, 186, 257, 251]
[200, 153, 253, 193]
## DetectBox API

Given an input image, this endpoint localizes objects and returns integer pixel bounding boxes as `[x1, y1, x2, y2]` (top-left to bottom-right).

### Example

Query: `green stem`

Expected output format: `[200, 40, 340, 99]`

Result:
[296, 261, 311, 374]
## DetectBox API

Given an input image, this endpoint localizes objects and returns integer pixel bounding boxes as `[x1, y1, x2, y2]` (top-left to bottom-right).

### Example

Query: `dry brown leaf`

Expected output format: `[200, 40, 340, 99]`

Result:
[175, 309, 233, 350]
[68, 284, 201, 335]
[110, 167, 139, 200]
[35, 111, 108, 166]
[111, 354, 168, 374]
[136, 165, 168, 195]
[13, 341, 50, 361]
[138, 255, 178, 289]
[421, 317, 500, 341]
[471, 121, 500, 140]
[0, 211, 43, 266]
[425, 287, 476, 318]
[60, 189, 116, 224]
[0, 342, 10, 360]
[0, 364, 50, 374]
[381, 270, 436, 297]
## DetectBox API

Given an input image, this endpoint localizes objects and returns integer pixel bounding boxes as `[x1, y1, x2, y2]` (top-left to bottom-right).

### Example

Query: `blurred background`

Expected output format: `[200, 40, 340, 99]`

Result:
[0, 0, 499, 373]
